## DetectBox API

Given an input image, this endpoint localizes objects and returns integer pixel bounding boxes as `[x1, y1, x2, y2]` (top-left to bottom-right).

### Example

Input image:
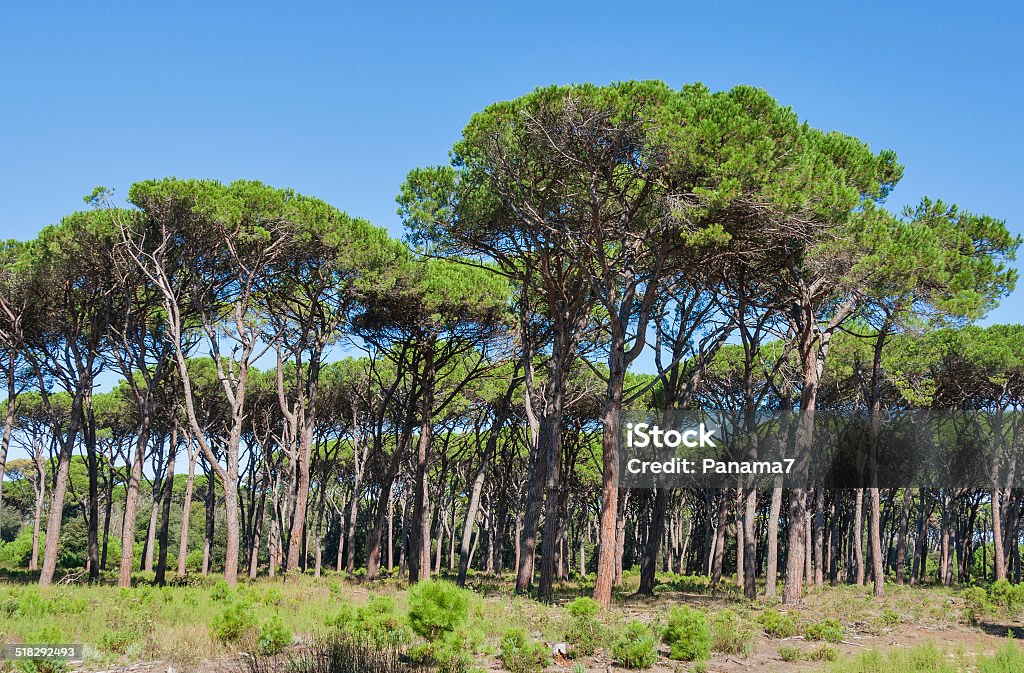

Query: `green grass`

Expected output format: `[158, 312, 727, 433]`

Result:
[0, 571, 1021, 672]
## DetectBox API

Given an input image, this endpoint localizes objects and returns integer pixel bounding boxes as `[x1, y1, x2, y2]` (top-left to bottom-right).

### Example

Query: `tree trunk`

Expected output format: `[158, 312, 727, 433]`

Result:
[594, 340, 626, 608]
[202, 466, 216, 576]
[84, 399, 100, 581]
[639, 488, 669, 595]
[813, 488, 824, 587]
[852, 488, 865, 584]
[38, 389, 85, 586]
[30, 442, 45, 572]
[408, 347, 435, 584]
[895, 488, 912, 584]
[743, 484, 758, 598]
[0, 353, 18, 522]
[765, 484, 783, 596]
[177, 444, 199, 576]
[458, 457, 488, 585]
[155, 435, 177, 585]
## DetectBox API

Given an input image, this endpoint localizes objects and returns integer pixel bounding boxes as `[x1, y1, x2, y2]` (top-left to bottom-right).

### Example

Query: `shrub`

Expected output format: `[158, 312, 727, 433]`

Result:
[407, 580, 470, 640]
[500, 629, 552, 673]
[827, 642, 955, 673]
[806, 644, 837, 662]
[977, 640, 1024, 673]
[100, 627, 142, 655]
[565, 597, 599, 619]
[758, 608, 798, 638]
[564, 597, 603, 657]
[964, 586, 989, 623]
[804, 618, 844, 644]
[662, 606, 711, 661]
[777, 645, 802, 662]
[0, 594, 15, 617]
[326, 595, 409, 647]
[210, 580, 234, 602]
[27, 624, 63, 644]
[0, 529, 36, 568]
[612, 621, 658, 670]
[258, 615, 292, 655]
[211, 601, 258, 644]
[710, 610, 751, 656]
[185, 549, 204, 572]
[409, 633, 471, 673]
[15, 590, 51, 618]
[262, 587, 284, 606]
[989, 580, 1024, 617]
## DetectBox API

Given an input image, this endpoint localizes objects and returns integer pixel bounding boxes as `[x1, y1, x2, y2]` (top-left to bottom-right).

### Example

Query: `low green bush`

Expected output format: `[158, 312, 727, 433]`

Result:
[258, 615, 292, 655]
[563, 597, 603, 657]
[210, 601, 258, 644]
[758, 608, 798, 638]
[710, 610, 751, 656]
[99, 627, 142, 655]
[184, 549, 204, 572]
[804, 618, 844, 644]
[0, 529, 36, 568]
[500, 628, 552, 673]
[15, 590, 50, 618]
[662, 606, 711, 661]
[990, 580, 1024, 608]
[612, 621, 658, 670]
[407, 580, 470, 640]
[977, 640, 1024, 673]
[325, 594, 409, 647]
[778, 643, 802, 659]
[827, 641, 954, 673]
[210, 580, 234, 602]
[409, 633, 472, 673]
[806, 643, 837, 661]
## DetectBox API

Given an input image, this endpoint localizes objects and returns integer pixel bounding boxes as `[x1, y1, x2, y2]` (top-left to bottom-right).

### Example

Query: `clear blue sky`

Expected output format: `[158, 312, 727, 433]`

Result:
[1, 1, 1021, 322]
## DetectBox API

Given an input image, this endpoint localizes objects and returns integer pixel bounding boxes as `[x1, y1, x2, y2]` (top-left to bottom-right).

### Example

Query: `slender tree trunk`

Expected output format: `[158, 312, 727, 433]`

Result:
[614, 488, 628, 588]
[539, 410, 565, 599]
[594, 340, 626, 608]
[895, 488, 912, 584]
[0, 353, 18, 520]
[366, 440, 405, 580]
[345, 474, 361, 574]
[155, 434, 177, 585]
[639, 488, 669, 595]
[387, 490, 395, 572]
[765, 484, 783, 597]
[143, 469, 161, 572]
[813, 488, 825, 587]
[711, 492, 727, 585]
[459, 458, 488, 585]
[101, 474, 114, 570]
[409, 349, 435, 584]
[84, 398, 100, 581]
[177, 444, 198, 576]
[39, 390, 85, 586]
[202, 466, 216, 576]
[743, 484, 758, 597]
[30, 442, 45, 572]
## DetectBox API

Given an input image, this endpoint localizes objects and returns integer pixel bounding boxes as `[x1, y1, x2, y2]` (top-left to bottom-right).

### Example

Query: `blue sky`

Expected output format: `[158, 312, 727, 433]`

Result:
[1, 0, 1021, 327]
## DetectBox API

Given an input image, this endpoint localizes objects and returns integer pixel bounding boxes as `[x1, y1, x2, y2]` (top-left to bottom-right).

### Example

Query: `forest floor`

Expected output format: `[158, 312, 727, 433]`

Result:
[1, 569, 1022, 673]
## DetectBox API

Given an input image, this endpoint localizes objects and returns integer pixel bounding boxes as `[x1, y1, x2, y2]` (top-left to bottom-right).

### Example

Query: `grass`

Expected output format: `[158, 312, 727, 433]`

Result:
[0, 570, 1022, 672]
